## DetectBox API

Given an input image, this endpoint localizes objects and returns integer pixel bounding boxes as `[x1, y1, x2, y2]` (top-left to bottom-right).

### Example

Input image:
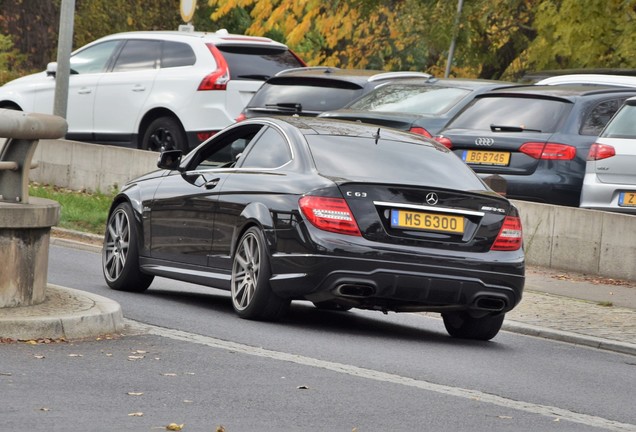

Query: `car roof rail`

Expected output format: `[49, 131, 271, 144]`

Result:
[275, 66, 340, 76]
[368, 71, 433, 82]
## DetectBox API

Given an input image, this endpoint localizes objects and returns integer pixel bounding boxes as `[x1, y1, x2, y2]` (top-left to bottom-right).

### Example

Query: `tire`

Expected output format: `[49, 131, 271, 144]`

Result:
[141, 116, 187, 152]
[102, 202, 154, 292]
[442, 311, 505, 341]
[313, 301, 352, 312]
[231, 227, 289, 321]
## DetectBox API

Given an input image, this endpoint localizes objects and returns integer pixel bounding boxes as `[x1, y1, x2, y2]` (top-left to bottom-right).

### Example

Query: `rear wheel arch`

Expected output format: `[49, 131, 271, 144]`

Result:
[232, 202, 277, 256]
[138, 108, 187, 152]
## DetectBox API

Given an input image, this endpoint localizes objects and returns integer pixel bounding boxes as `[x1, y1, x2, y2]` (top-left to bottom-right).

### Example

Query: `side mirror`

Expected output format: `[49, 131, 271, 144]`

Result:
[157, 149, 183, 171]
[46, 62, 58, 77]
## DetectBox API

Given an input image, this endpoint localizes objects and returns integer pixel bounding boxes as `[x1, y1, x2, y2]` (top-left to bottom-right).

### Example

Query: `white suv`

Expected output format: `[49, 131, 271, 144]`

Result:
[0, 29, 305, 151]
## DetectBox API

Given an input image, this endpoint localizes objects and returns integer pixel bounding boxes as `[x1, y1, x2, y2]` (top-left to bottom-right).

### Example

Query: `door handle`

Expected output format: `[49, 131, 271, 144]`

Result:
[204, 178, 220, 189]
[78, 88, 92, 94]
[132, 85, 146, 92]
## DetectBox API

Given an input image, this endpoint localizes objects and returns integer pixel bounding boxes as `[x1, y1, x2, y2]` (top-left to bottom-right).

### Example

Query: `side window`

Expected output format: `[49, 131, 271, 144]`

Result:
[70, 40, 121, 74]
[112, 40, 161, 72]
[580, 98, 624, 136]
[240, 127, 292, 169]
[161, 41, 196, 68]
[191, 125, 264, 170]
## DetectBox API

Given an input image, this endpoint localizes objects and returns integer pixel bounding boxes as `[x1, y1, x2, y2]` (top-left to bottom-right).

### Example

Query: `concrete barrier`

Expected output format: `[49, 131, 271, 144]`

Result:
[31, 139, 157, 193]
[28, 139, 636, 282]
[513, 200, 636, 281]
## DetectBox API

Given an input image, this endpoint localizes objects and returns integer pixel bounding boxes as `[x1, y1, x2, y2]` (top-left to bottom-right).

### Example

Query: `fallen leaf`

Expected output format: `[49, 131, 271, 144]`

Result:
[554, 418, 560, 422]
[166, 423, 184, 431]
[128, 355, 145, 361]
[0, 372, 12, 376]
[297, 385, 309, 390]
[497, 415, 513, 419]
[33, 355, 45, 359]
[128, 412, 144, 417]
[68, 354, 83, 358]
[39, 407, 51, 412]
[127, 392, 144, 396]
[216, 426, 225, 432]
[162, 373, 177, 377]
[25, 340, 38, 345]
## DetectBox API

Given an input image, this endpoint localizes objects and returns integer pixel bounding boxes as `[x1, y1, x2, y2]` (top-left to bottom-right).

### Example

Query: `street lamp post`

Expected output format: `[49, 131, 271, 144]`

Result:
[53, 0, 76, 119]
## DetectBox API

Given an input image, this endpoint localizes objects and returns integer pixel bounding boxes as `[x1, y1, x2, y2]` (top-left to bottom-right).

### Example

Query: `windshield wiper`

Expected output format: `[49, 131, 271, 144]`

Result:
[265, 103, 302, 113]
[490, 124, 542, 133]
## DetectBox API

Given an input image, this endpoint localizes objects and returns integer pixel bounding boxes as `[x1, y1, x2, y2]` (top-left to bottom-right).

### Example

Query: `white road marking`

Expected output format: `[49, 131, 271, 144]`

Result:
[127, 320, 636, 432]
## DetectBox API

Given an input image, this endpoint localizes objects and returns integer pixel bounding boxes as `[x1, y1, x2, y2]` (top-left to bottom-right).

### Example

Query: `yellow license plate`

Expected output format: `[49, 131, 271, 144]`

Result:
[463, 150, 510, 166]
[390, 210, 464, 234]
[619, 191, 636, 207]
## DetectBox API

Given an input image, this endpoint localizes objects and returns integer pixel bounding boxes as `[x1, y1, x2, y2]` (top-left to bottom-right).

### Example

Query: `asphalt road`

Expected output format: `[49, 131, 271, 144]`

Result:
[2, 244, 635, 432]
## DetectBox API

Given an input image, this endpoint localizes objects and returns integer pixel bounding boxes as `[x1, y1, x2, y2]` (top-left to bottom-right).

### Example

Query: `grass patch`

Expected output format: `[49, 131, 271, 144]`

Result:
[597, 301, 614, 307]
[29, 183, 114, 235]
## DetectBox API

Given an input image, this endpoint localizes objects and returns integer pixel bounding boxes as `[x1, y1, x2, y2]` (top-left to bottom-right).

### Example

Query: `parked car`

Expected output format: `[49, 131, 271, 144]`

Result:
[102, 116, 525, 340]
[0, 29, 305, 152]
[237, 67, 432, 120]
[318, 78, 514, 137]
[434, 85, 636, 206]
[580, 96, 636, 213]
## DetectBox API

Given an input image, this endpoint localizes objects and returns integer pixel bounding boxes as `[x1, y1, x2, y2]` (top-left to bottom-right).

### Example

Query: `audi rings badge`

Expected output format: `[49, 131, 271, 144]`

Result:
[425, 192, 439, 206]
[475, 137, 494, 146]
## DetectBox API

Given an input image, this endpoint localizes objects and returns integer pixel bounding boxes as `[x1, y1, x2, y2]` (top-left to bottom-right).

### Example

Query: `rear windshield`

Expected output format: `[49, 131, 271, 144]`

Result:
[447, 96, 572, 133]
[306, 135, 485, 190]
[216, 46, 303, 80]
[599, 103, 636, 138]
[349, 84, 471, 115]
[248, 80, 366, 113]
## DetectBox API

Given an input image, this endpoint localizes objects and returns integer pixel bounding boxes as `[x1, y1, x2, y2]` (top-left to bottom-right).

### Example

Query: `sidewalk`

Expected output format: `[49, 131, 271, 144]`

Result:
[1, 229, 635, 356]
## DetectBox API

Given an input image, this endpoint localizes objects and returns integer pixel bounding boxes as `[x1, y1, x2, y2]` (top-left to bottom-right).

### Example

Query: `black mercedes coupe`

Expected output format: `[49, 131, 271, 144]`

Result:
[102, 116, 525, 340]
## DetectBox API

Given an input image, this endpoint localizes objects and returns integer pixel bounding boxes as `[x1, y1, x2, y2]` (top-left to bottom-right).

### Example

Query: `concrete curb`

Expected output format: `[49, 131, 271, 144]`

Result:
[503, 320, 636, 356]
[0, 284, 124, 340]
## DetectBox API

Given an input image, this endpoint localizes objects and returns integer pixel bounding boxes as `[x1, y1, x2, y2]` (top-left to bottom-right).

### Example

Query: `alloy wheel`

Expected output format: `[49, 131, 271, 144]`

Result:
[232, 231, 261, 311]
[103, 208, 130, 282]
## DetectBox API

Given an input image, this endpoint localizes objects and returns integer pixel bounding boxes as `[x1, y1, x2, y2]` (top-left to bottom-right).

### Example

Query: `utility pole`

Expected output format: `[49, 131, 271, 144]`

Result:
[53, 0, 76, 118]
[445, 0, 464, 78]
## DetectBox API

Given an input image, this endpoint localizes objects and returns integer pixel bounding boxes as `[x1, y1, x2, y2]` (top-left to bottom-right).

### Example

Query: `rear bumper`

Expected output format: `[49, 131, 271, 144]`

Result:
[269, 253, 525, 314]
[580, 173, 636, 213]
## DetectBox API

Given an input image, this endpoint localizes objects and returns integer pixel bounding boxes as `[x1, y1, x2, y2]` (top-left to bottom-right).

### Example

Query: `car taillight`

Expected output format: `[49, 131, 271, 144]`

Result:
[409, 127, 432, 138]
[199, 44, 230, 91]
[519, 142, 576, 160]
[587, 143, 615, 161]
[491, 216, 523, 251]
[235, 113, 247, 122]
[197, 131, 217, 142]
[299, 196, 361, 236]
[434, 135, 453, 149]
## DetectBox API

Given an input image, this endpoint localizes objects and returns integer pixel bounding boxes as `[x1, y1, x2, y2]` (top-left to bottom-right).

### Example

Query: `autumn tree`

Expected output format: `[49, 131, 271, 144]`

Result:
[522, 0, 636, 72]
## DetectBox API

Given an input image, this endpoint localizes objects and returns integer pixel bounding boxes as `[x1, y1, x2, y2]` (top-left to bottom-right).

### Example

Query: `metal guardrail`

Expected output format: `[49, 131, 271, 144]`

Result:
[0, 108, 67, 203]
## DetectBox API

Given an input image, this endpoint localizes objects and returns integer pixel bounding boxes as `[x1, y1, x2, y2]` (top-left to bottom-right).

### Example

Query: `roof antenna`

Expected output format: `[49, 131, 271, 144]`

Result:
[373, 128, 381, 145]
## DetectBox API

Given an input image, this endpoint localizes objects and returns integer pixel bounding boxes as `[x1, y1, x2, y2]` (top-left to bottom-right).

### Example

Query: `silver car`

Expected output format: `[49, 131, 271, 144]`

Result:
[580, 96, 636, 213]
